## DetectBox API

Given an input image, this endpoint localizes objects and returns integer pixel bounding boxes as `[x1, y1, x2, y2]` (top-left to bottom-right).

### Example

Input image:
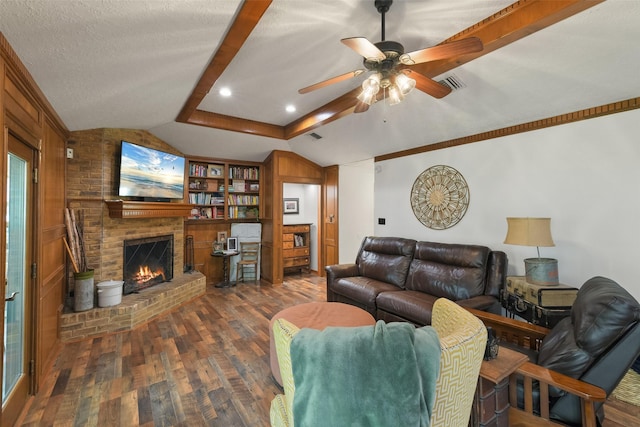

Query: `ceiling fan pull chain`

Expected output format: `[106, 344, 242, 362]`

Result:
[382, 86, 389, 123]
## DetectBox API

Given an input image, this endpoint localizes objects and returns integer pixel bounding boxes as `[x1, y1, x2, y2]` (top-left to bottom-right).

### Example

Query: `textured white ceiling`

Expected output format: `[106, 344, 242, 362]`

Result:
[1, 0, 639, 166]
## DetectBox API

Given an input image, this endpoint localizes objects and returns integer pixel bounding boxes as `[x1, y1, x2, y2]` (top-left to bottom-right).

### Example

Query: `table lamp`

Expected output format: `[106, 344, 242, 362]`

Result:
[504, 217, 559, 285]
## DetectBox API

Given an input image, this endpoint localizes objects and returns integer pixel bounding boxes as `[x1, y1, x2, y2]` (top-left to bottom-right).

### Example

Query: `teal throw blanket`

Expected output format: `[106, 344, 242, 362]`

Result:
[291, 320, 441, 427]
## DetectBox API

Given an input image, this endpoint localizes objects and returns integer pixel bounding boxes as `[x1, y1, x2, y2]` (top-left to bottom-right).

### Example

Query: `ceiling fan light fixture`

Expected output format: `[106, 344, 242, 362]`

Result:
[361, 73, 381, 92]
[358, 73, 381, 105]
[395, 73, 416, 95]
[357, 89, 377, 106]
[388, 84, 404, 105]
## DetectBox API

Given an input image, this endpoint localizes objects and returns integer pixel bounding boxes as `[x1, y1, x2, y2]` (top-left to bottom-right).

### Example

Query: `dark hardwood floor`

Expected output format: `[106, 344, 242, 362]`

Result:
[17, 272, 635, 426]
[19, 274, 326, 427]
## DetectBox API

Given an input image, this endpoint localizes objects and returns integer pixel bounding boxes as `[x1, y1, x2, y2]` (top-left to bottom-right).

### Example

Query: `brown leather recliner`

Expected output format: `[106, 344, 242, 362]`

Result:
[470, 276, 640, 426]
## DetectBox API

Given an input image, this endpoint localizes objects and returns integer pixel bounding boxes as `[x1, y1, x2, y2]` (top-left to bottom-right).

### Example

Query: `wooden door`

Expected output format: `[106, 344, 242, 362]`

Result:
[322, 166, 339, 273]
[2, 134, 36, 426]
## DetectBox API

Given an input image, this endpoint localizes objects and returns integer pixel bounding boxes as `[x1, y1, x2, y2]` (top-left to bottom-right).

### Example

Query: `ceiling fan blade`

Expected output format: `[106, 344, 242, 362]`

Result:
[298, 69, 365, 94]
[400, 37, 483, 65]
[401, 69, 451, 99]
[341, 37, 386, 61]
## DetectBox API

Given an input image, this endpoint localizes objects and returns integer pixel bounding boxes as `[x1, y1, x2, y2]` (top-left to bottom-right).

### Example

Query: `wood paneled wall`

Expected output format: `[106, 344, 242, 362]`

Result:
[261, 150, 326, 284]
[0, 33, 69, 400]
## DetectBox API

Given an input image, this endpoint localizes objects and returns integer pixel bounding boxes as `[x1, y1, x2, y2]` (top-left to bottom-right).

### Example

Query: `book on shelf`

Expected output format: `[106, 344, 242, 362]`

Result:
[189, 192, 225, 205]
[189, 163, 209, 177]
[193, 207, 224, 219]
[229, 166, 259, 180]
[189, 179, 208, 190]
[227, 194, 259, 205]
[228, 206, 258, 219]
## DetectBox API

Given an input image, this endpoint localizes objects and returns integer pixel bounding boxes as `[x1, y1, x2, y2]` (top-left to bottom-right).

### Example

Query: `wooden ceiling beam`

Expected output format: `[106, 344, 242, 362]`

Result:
[188, 110, 285, 139]
[177, 0, 604, 140]
[284, 88, 361, 139]
[176, 0, 272, 123]
[408, 0, 606, 79]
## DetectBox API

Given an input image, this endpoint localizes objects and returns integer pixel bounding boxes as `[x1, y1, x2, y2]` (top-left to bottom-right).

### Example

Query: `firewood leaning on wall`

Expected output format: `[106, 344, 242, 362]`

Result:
[64, 208, 88, 273]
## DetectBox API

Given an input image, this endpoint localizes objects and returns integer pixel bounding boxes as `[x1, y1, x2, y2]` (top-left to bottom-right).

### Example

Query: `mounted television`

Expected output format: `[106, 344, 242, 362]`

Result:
[118, 141, 185, 201]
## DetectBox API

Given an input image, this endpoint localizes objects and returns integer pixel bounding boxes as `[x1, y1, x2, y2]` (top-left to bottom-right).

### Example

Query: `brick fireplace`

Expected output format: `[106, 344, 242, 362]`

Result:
[62, 129, 205, 341]
[123, 234, 174, 294]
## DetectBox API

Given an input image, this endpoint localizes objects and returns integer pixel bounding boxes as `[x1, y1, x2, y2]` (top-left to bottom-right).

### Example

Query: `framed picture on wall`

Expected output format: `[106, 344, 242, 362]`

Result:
[283, 198, 299, 214]
[217, 231, 227, 243]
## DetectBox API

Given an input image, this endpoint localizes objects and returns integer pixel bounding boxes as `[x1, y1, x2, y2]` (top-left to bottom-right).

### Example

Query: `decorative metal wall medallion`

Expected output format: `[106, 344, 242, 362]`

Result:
[410, 165, 470, 230]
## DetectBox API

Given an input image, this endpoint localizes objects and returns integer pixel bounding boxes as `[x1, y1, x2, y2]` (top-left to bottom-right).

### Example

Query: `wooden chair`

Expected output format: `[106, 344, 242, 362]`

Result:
[236, 242, 260, 282]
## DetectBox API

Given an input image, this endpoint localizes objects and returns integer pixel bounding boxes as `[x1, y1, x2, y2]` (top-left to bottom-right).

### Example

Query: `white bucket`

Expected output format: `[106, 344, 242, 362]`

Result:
[97, 280, 124, 307]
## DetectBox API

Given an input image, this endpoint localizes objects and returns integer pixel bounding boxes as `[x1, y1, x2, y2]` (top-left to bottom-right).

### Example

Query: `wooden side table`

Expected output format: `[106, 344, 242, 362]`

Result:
[211, 251, 238, 288]
[502, 276, 577, 329]
[470, 346, 528, 427]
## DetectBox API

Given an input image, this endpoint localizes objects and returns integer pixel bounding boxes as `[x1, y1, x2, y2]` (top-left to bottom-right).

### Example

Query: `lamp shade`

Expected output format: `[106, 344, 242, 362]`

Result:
[504, 217, 555, 247]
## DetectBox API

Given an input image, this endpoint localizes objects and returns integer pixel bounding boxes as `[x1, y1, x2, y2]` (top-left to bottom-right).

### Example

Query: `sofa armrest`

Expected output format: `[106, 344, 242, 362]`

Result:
[466, 307, 550, 351]
[513, 361, 606, 427]
[325, 264, 360, 301]
[325, 263, 359, 282]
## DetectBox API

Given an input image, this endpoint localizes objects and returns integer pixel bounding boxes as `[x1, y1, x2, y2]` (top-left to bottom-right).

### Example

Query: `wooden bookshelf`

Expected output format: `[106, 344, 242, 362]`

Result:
[187, 160, 225, 219]
[185, 157, 261, 221]
[227, 164, 260, 220]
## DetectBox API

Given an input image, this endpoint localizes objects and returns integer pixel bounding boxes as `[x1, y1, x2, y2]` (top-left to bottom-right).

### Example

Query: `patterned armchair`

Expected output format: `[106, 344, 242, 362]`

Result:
[270, 298, 487, 427]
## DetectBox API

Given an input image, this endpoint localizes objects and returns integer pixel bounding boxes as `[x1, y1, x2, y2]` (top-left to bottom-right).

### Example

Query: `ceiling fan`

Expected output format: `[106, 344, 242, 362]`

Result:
[298, 0, 483, 113]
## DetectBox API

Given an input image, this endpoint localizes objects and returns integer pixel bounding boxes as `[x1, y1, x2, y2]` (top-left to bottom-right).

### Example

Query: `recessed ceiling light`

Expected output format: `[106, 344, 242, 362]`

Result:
[219, 87, 232, 97]
[286, 104, 296, 113]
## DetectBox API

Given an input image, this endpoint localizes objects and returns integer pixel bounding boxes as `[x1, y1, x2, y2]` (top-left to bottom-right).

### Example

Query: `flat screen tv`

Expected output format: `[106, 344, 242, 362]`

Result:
[118, 141, 185, 201]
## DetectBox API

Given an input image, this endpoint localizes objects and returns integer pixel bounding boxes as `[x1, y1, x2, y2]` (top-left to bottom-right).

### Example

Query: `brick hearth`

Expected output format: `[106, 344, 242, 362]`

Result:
[60, 271, 206, 342]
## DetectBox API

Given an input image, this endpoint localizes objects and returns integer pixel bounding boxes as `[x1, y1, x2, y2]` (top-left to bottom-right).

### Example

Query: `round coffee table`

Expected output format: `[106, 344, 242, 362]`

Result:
[269, 302, 376, 386]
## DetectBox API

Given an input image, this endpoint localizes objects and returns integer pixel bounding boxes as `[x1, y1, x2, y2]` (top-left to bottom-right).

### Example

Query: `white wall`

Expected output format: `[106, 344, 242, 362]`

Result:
[283, 183, 319, 271]
[338, 159, 375, 263]
[364, 108, 640, 301]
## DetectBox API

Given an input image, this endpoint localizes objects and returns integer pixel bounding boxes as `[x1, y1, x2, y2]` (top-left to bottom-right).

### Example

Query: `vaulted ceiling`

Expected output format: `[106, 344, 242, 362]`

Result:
[1, 0, 638, 166]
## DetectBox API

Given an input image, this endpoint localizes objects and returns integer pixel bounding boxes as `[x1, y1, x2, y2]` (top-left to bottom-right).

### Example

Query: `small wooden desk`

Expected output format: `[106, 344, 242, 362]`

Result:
[470, 346, 529, 427]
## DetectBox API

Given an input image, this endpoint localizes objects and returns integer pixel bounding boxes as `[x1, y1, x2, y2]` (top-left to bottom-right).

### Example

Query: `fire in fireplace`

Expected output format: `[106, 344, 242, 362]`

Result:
[123, 235, 173, 294]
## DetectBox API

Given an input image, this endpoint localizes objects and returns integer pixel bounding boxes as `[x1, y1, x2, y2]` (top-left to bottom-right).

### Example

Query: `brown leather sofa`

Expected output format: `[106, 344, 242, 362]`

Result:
[325, 236, 507, 326]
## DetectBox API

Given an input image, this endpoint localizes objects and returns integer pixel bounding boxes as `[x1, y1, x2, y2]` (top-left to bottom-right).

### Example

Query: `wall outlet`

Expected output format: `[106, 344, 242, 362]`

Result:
[66, 148, 73, 159]
[378, 218, 386, 225]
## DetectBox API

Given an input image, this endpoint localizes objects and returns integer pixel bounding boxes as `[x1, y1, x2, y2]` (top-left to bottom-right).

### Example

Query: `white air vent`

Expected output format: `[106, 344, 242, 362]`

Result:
[438, 74, 466, 91]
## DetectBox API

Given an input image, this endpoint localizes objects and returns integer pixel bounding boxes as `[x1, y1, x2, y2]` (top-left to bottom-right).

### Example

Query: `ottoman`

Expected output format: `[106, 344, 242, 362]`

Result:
[269, 302, 376, 386]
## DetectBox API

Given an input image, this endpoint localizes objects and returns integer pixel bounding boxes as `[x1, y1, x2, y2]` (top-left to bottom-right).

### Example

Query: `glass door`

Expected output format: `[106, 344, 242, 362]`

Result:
[2, 134, 34, 426]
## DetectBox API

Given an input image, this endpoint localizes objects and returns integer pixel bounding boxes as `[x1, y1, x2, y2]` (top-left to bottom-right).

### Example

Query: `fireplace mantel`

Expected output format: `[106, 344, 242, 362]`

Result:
[105, 200, 194, 219]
